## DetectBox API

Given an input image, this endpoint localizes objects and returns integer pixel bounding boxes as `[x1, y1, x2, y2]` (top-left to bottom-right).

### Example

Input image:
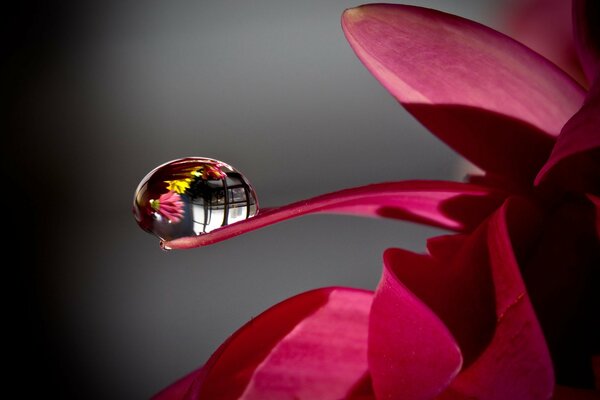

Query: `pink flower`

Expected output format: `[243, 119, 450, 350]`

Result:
[154, 1, 599, 398]
[151, 191, 185, 223]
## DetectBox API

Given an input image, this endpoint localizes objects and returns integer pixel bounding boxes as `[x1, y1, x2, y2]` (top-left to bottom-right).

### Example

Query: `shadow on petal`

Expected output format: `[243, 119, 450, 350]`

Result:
[406, 103, 556, 186]
[535, 79, 600, 194]
[573, 0, 600, 84]
[368, 249, 463, 399]
[441, 197, 554, 399]
[520, 195, 600, 388]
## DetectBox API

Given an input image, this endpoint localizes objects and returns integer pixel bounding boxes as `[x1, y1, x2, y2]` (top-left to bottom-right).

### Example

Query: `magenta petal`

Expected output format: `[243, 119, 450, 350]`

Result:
[342, 4, 584, 183]
[386, 228, 498, 369]
[573, 0, 600, 84]
[368, 250, 462, 399]
[535, 79, 600, 193]
[165, 181, 505, 249]
[177, 287, 373, 399]
[503, 0, 586, 86]
[442, 198, 554, 399]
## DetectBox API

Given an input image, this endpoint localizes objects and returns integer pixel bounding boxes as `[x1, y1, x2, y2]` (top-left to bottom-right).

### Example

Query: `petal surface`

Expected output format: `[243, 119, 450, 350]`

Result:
[573, 0, 600, 84]
[164, 181, 505, 249]
[370, 211, 525, 398]
[502, 0, 586, 86]
[368, 249, 463, 399]
[342, 4, 585, 183]
[169, 287, 373, 400]
[535, 79, 600, 193]
[441, 197, 554, 399]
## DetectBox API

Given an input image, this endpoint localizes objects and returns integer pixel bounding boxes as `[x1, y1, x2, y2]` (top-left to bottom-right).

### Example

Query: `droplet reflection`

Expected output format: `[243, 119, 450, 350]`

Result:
[133, 157, 258, 241]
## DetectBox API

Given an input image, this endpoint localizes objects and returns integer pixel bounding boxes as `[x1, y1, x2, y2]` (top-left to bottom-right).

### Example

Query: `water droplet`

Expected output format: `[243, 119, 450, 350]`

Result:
[133, 157, 259, 241]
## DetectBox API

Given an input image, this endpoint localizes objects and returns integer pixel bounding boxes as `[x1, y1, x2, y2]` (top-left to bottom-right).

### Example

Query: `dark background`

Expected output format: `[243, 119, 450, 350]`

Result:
[6, 1, 503, 398]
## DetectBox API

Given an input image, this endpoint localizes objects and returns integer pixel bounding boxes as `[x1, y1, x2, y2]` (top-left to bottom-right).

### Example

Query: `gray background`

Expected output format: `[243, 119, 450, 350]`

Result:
[6, 1, 506, 398]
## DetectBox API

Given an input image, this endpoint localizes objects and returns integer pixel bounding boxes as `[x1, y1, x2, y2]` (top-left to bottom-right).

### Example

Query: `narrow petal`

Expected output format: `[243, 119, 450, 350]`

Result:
[342, 4, 584, 183]
[171, 287, 373, 400]
[368, 250, 463, 399]
[442, 197, 554, 399]
[535, 79, 600, 194]
[164, 181, 505, 249]
[573, 0, 600, 84]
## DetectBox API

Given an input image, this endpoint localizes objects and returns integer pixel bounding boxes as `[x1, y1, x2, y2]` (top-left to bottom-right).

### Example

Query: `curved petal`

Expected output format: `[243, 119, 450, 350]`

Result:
[502, 0, 586, 87]
[535, 79, 600, 194]
[164, 181, 505, 249]
[368, 249, 463, 399]
[166, 287, 374, 400]
[371, 213, 524, 398]
[341, 4, 585, 183]
[573, 0, 600, 84]
[441, 197, 554, 399]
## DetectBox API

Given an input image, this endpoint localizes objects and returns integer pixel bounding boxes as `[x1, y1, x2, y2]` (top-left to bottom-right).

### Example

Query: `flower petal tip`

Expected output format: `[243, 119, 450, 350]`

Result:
[342, 6, 364, 23]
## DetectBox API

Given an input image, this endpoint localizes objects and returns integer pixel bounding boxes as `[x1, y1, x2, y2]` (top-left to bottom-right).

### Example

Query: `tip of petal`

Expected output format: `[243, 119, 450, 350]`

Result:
[342, 6, 365, 23]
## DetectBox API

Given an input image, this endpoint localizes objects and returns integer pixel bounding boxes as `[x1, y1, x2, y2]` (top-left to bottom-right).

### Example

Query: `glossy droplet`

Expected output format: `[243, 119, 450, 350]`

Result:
[133, 157, 258, 241]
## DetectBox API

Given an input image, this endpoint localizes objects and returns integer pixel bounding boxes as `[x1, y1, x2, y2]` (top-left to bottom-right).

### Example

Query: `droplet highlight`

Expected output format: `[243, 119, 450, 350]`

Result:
[133, 157, 258, 241]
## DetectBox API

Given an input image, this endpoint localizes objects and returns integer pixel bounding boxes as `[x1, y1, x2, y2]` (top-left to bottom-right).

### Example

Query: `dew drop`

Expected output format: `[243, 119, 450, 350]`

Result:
[133, 157, 259, 241]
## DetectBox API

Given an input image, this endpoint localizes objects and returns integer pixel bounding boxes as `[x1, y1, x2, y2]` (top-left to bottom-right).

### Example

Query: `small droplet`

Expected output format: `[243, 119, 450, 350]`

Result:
[133, 157, 259, 241]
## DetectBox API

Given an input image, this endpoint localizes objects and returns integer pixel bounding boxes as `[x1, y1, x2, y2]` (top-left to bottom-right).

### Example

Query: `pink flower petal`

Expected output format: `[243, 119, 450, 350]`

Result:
[573, 0, 600, 84]
[368, 249, 464, 399]
[341, 4, 585, 183]
[535, 79, 600, 193]
[502, 0, 586, 87]
[164, 181, 505, 249]
[236, 290, 372, 399]
[441, 197, 554, 399]
[393, 228, 500, 366]
[156, 287, 374, 400]
[370, 212, 518, 398]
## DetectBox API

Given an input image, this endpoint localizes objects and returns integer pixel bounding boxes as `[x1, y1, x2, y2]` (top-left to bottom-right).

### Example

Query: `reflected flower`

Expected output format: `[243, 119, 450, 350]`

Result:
[152, 1, 599, 398]
[151, 191, 185, 223]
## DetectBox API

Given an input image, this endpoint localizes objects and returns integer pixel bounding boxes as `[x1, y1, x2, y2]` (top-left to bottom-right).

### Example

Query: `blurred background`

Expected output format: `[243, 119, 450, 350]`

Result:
[6, 1, 509, 398]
